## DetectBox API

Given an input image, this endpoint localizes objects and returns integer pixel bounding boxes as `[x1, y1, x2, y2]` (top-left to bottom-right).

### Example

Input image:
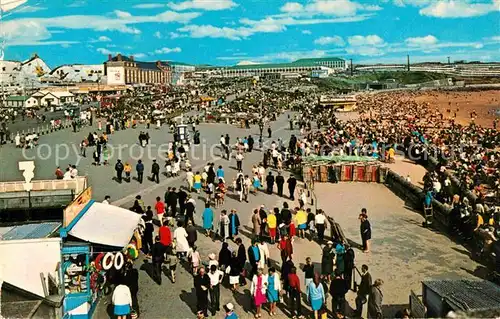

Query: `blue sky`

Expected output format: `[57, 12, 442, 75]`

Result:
[1, 0, 499, 67]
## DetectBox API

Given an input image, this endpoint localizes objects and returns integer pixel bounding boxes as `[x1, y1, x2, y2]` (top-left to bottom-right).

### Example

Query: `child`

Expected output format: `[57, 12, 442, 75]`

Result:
[190, 245, 201, 275]
[167, 248, 178, 283]
[165, 161, 172, 177]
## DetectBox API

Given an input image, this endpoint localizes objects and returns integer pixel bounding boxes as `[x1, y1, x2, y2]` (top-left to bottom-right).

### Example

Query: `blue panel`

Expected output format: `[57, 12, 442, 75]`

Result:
[2, 222, 61, 240]
[61, 244, 89, 254]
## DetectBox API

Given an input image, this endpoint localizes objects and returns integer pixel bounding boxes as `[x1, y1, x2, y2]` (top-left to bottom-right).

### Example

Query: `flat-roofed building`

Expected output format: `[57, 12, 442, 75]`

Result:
[104, 54, 171, 85]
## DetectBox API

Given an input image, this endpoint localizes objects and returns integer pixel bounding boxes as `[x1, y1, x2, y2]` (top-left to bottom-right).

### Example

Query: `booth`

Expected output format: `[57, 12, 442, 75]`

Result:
[59, 187, 142, 319]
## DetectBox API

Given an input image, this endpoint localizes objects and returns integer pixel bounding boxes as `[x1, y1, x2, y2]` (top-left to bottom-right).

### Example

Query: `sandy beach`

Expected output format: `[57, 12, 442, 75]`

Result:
[414, 89, 500, 128]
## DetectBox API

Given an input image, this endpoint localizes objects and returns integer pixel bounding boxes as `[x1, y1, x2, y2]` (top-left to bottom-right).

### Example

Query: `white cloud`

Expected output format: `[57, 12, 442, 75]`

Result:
[279, 0, 381, 17]
[133, 53, 147, 59]
[154, 31, 162, 38]
[169, 32, 182, 39]
[3, 10, 200, 46]
[97, 48, 113, 55]
[98, 36, 112, 42]
[314, 36, 345, 46]
[133, 3, 165, 9]
[281, 2, 303, 13]
[154, 47, 182, 54]
[405, 35, 438, 47]
[419, 0, 499, 18]
[392, 0, 432, 7]
[178, 25, 253, 40]
[114, 10, 133, 18]
[348, 35, 385, 46]
[168, 0, 237, 11]
[302, 30, 312, 35]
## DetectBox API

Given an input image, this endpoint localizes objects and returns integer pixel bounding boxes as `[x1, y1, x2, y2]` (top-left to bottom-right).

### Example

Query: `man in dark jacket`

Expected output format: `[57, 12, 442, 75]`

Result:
[247, 135, 254, 152]
[185, 197, 196, 226]
[151, 236, 166, 284]
[266, 171, 275, 194]
[178, 188, 188, 217]
[136, 159, 144, 183]
[186, 220, 197, 247]
[355, 264, 373, 317]
[115, 159, 124, 183]
[287, 175, 297, 200]
[235, 238, 247, 285]
[247, 240, 261, 277]
[167, 187, 178, 216]
[275, 172, 285, 197]
[330, 269, 348, 316]
[151, 159, 160, 183]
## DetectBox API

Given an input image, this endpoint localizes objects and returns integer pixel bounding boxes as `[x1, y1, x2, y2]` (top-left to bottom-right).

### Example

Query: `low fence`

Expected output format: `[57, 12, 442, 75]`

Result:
[301, 161, 451, 227]
[0, 176, 88, 195]
[4, 119, 74, 143]
[384, 169, 450, 227]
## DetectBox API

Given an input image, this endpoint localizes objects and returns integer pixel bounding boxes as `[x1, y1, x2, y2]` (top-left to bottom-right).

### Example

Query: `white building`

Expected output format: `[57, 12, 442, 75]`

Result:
[221, 57, 347, 78]
[0, 54, 51, 91]
[43, 64, 105, 84]
[40, 91, 75, 107]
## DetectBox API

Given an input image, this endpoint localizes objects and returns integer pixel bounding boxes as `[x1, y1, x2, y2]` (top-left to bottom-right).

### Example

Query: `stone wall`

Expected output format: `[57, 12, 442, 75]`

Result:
[384, 169, 451, 228]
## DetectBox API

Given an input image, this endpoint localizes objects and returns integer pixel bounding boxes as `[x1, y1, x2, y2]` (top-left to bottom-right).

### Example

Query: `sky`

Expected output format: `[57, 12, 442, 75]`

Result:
[1, 0, 499, 67]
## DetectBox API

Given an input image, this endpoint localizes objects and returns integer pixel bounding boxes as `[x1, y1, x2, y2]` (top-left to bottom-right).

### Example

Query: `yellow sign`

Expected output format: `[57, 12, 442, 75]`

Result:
[63, 187, 92, 227]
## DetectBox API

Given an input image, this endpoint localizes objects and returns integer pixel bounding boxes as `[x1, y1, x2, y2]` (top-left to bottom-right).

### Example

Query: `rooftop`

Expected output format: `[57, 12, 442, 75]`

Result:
[6, 95, 30, 102]
[0, 222, 61, 240]
[226, 57, 345, 70]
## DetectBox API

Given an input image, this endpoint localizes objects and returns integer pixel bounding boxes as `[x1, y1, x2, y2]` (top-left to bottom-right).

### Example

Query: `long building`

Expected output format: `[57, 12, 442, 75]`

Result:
[221, 57, 347, 77]
[104, 54, 171, 86]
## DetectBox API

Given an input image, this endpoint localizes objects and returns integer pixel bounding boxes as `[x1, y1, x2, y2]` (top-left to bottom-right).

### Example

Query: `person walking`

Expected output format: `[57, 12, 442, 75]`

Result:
[123, 262, 139, 315]
[207, 264, 224, 315]
[186, 196, 196, 226]
[202, 202, 214, 238]
[252, 209, 261, 237]
[288, 267, 303, 319]
[287, 175, 297, 200]
[115, 159, 124, 183]
[154, 197, 165, 225]
[278, 234, 293, 265]
[124, 162, 132, 182]
[151, 159, 160, 184]
[194, 267, 210, 318]
[321, 241, 335, 281]
[136, 160, 144, 184]
[248, 239, 261, 278]
[112, 282, 132, 319]
[235, 152, 244, 171]
[266, 267, 281, 316]
[151, 236, 166, 285]
[355, 264, 372, 317]
[368, 279, 384, 319]
[186, 219, 197, 247]
[307, 273, 326, 319]
[228, 209, 240, 239]
[330, 269, 348, 317]
[250, 268, 268, 318]
[359, 213, 372, 253]
[266, 171, 275, 194]
[315, 210, 327, 242]
[141, 207, 154, 258]
[276, 172, 285, 197]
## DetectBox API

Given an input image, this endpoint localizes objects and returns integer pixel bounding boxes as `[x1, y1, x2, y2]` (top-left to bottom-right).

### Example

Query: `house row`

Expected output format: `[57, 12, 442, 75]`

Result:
[4, 91, 75, 108]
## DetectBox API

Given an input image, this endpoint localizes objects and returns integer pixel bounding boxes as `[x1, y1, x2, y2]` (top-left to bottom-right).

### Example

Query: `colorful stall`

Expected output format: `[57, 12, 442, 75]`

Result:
[59, 187, 141, 319]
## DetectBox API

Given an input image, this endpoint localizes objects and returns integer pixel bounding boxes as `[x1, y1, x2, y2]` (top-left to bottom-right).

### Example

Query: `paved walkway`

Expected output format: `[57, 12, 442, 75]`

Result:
[382, 155, 428, 188]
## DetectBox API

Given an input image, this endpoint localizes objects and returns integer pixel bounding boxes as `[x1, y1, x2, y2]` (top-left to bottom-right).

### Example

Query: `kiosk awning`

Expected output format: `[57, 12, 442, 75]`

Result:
[69, 202, 141, 248]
